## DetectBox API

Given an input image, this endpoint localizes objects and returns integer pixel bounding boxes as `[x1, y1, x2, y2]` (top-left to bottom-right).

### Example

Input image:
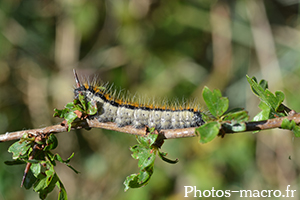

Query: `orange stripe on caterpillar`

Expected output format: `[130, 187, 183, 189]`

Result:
[73, 72, 205, 129]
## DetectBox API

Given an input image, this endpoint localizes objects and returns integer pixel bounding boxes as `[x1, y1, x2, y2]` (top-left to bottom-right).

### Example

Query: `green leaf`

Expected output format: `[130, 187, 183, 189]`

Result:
[34, 173, 47, 192]
[196, 121, 220, 144]
[202, 87, 229, 118]
[123, 166, 153, 192]
[259, 79, 268, 91]
[54, 153, 79, 174]
[158, 152, 178, 164]
[8, 140, 32, 159]
[78, 93, 87, 111]
[57, 180, 68, 200]
[65, 102, 76, 110]
[31, 163, 42, 177]
[253, 102, 271, 121]
[43, 134, 58, 151]
[87, 101, 98, 115]
[222, 110, 249, 123]
[130, 145, 156, 170]
[38, 173, 59, 200]
[246, 75, 285, 115]
[125, 133, 159, 191]
[4, 159, 26, 165]
[138, 149, 156, 170]
[23, 169, 37, 190]
[65, 112, 79, 132]
[136, 133, 158, 148]
[281, 118, 300, 137]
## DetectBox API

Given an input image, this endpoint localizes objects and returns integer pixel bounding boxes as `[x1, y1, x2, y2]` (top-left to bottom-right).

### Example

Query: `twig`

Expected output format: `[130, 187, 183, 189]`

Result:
[1, 113, 300, 143]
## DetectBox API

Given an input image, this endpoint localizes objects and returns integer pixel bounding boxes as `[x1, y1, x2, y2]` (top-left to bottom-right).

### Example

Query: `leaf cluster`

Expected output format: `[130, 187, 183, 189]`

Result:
[124, 129, 178, 191]
[5, 133, 78, 200]
[53, 93, 97, 131]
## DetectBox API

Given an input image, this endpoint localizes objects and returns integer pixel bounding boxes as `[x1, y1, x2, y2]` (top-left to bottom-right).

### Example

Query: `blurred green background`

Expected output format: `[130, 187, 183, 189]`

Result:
[1, 0, 300, 199]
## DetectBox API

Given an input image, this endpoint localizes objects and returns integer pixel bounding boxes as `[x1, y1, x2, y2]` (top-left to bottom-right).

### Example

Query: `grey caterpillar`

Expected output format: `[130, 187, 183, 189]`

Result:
[73, 71, 205, 129]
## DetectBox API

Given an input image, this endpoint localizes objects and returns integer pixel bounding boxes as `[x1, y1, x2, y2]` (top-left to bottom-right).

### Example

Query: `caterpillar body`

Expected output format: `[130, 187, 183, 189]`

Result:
[73, 71, 205, 129]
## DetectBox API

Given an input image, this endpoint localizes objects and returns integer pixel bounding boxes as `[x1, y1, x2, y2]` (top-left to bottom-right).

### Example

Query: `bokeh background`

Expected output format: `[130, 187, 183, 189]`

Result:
[1, 0, 300, 199]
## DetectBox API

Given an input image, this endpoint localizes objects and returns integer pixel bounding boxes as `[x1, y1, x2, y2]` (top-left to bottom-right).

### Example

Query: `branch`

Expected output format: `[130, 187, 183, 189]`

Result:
[1, 113, 300, 142]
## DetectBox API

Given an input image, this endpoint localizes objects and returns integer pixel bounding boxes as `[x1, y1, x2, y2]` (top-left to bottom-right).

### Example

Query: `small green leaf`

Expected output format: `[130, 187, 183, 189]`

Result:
[130, 145, 156, 170]
[4, 159, 26, 165]
[123, 166, 153, 191]
[137, 133, 158, 148]
[38, 173, 59, 200]
[253, 102, 271, 121]
[246, 75, 285, 114]
[43, 134, 58, 151]
[138, 167, 153, 184]
[202, 87, 229, 118]
[259, 79, 268, 91]
[65, 102, 76, 110]
[8, 140, 32, 159]
[124, 174, 140, 191]
[31, 163, 42, 177]
[196, 121, 220, 144]
[87, 101, 98, 115]
[65, 112, 79, 132]
[34, 173, 47, 192]
[78, 93, 87, 111]
[54, 153, 79, 174]
[222, 110, 249, 123]
[138, 149, 156, 170]
[158, 152, 178, 164]
[23, 169, 37, 190]
[56, 180, 68, 200]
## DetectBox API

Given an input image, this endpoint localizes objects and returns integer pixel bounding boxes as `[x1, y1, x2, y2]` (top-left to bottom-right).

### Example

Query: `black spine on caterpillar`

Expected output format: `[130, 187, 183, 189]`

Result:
[74, 85, 205, 130]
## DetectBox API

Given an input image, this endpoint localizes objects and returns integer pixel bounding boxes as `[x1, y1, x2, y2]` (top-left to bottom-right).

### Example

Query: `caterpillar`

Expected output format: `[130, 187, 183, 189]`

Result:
[73, 70, 205, 130]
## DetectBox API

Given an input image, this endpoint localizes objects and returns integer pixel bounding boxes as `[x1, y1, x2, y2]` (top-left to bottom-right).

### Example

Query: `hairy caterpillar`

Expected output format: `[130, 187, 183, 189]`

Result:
[73, 70, 205, 129]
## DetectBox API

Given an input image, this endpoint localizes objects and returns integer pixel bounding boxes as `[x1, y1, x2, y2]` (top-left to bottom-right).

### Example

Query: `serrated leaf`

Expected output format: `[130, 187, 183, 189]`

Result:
[253, 102, 271, 121]
[130, 144, 156, 170]
[8, 140, 32, 159]
[196, 121, 220, 144]
[202, 87, 229, 118]
[246, 75, 285, 113]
